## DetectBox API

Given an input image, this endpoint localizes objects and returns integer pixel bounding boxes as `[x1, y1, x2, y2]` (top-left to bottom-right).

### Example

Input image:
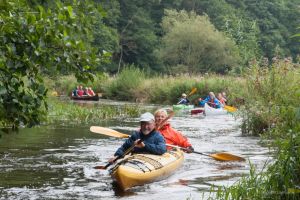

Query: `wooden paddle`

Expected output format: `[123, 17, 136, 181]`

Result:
[90, 127, 245, 162]
[166, 144, 245, 162]
[90, 126, 129, 138]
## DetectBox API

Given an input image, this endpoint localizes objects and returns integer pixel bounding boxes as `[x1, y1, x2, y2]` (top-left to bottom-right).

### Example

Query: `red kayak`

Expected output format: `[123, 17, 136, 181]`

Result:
[191, 108, 204, 115]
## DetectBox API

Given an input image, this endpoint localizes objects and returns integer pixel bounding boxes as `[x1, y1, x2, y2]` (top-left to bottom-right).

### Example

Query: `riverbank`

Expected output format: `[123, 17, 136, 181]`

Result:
[207, 60, 300, 199]
[46, 98, 142, 126]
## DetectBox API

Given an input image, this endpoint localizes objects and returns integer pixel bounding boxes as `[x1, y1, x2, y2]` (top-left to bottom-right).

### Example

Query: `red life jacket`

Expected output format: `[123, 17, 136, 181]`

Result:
[77, 89, 84, 96]
[87, 89, 95, 96]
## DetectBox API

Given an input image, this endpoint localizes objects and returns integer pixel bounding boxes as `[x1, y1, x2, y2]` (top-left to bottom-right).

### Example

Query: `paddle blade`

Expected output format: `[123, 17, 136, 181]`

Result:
[224, 105, 237, 112]
[188, 88, 197, 96]
[210, 152, 245, 161]
[90, 126, 129, 138]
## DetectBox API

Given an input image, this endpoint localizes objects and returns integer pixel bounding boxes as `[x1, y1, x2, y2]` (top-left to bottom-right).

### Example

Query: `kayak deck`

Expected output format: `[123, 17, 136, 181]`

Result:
[110, 149, 184, 190]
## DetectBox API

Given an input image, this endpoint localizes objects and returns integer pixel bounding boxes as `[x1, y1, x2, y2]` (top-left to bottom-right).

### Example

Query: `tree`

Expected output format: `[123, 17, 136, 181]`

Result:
[115, 0, 159, 72]
[158, 10, 240, 74]
[0, 0, 108, 129]
[181, 0, 261, 65]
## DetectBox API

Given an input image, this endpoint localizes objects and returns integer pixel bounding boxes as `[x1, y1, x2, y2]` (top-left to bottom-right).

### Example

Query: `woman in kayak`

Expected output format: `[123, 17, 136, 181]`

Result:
[217, 93, 226, 107]
[198, 92, 221, 108]
[154, 109, 194, 153]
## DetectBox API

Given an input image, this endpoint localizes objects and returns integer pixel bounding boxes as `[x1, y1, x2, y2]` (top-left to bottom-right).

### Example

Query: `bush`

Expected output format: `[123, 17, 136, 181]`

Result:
[103, 65, 146, 101]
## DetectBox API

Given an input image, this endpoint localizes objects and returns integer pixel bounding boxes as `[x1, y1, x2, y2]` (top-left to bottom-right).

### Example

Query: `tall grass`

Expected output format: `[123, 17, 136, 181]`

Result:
[101, 71, 243, 105]
[206, 60, 300, 199]
[46, 98, 141, 126]
[49, 66, 244, 105]
[102, 65, 146, 101]
[237, 60, 300, 136]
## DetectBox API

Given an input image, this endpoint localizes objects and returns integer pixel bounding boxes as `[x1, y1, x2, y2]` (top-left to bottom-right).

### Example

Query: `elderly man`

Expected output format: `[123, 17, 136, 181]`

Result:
[108, 112, 167, 163]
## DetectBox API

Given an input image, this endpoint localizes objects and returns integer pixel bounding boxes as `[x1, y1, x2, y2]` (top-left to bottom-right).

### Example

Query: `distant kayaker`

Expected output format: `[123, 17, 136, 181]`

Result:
[108, 112, 167, 163]
[221, 91, 227, 103]
[217, 93, 226, 107]
[71, 85, 79, 97]
[154, 109, 194, 153]
[87, 87, 96, 96]
[77, 85, 85, 97]
[198, 92, 221, 108]
[177, 93, 190, 105]
[84, 87, 89, 96]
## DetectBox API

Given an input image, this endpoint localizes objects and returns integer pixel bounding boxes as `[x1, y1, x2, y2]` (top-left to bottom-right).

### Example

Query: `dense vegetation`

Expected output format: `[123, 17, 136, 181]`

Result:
[0, 0, 109, 128]
[1, 0, 300, 198]
[210, 60, 300, 200]
[1, 0, 299, 128]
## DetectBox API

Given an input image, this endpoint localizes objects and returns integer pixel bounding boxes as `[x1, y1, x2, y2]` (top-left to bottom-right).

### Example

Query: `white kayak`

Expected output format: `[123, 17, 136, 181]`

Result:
[204, 103, 228, 115]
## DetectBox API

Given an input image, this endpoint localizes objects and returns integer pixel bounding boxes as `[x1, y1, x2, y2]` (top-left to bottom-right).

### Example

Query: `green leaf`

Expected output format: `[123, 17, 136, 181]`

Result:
[83, 65, 90, 70]
[67, 6, 74, 19]
[0, 87, 7, 95]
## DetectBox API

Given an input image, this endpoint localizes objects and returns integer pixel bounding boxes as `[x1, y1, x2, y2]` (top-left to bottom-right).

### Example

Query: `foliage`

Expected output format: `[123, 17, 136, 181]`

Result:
[102, 65, 146, 101]
[209, 59, 300, 199]
[0, 0, 107, 129]
[238, 59, 300, 136]
[181, 0, 261, 65]
[86, 72, 240, 105]
[158, 10, 240, 74]
[114, 0, 160, 73]
[182, 0, 300, 61]
[46, 98, 141, 126]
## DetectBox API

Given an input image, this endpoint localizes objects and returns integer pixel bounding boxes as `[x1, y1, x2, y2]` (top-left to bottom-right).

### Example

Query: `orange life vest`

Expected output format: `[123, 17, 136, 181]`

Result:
[158, 123, 192, 150]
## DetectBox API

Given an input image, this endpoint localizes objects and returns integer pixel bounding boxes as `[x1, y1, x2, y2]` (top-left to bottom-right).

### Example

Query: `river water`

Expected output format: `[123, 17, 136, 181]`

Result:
[0, 100, 272, 200]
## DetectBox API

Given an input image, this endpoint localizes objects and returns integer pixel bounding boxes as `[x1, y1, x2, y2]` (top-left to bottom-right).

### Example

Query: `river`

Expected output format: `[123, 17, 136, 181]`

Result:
[0, 100, 272, 199]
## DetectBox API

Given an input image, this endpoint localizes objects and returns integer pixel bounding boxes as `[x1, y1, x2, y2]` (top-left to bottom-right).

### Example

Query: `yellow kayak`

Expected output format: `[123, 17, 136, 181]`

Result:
[110, 149, 184, 190]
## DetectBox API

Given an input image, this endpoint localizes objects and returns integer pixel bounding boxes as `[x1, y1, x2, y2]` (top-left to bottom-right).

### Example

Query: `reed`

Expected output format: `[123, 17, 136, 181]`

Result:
[205, 59, 300, 199]
[46, 98, 141, 126]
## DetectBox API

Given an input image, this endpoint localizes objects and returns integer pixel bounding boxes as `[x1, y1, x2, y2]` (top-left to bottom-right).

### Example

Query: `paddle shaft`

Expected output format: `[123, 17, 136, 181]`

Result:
[166, 144, 209, 156]
[97, 139, 143, 169]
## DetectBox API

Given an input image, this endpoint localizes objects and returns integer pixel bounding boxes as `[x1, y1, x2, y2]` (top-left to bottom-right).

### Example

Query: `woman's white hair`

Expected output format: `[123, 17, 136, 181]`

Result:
[154, 109, 168, 116]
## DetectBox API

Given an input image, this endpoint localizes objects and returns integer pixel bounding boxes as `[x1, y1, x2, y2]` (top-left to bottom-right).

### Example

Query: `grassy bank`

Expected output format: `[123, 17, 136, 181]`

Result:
[46, 98, 142, 126]
[207, 60, 300, 199]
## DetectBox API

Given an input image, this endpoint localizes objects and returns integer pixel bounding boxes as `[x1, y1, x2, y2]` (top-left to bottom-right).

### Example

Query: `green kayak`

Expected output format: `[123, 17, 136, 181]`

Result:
[172, 104, 194, 111]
